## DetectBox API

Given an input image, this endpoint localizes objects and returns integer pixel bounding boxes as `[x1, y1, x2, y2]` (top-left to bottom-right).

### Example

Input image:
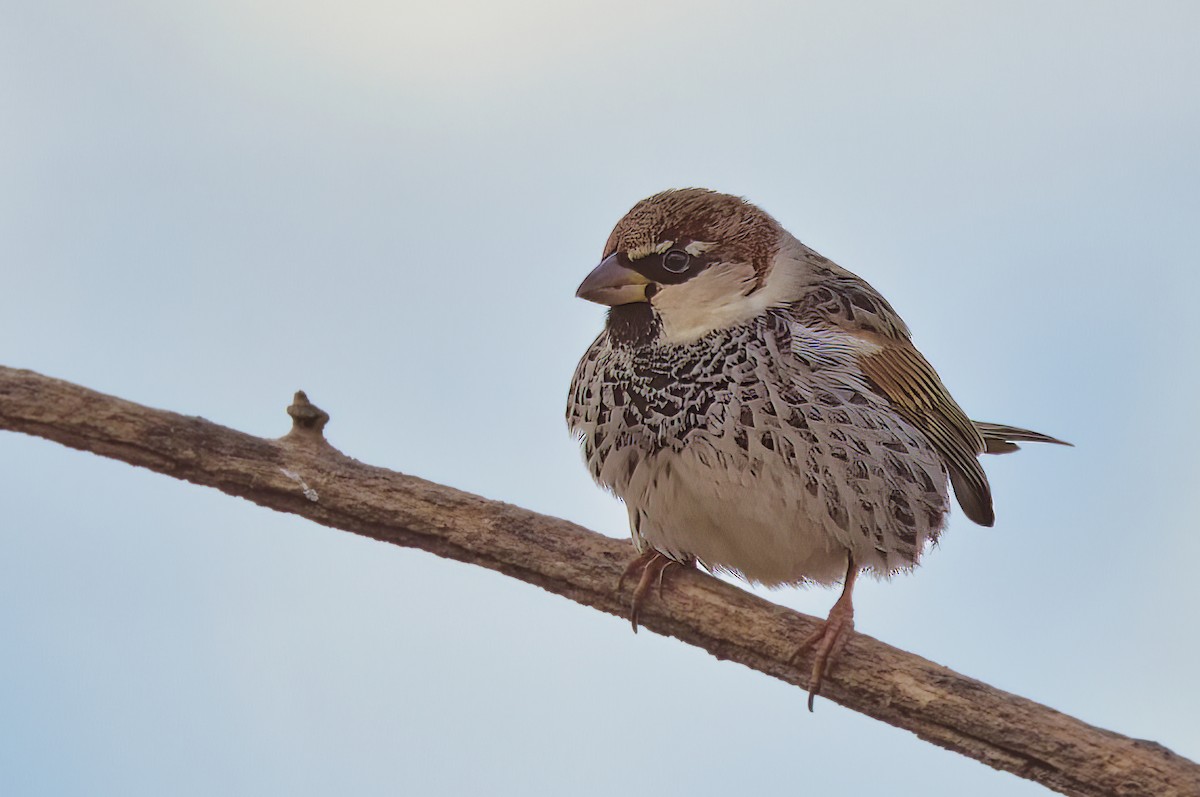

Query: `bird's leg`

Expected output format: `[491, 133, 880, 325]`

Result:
[617, 549, 681, 633]
[790, 554, 858, 711]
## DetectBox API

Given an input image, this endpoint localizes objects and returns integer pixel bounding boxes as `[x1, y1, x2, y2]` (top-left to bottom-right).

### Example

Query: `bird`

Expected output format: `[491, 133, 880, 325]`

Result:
[566, 188, 1068, 709]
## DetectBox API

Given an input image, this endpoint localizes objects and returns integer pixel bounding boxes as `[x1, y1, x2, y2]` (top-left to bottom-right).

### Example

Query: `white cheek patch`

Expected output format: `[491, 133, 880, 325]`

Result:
[651, 246, 808, 345]
[653, 266, 766, 344]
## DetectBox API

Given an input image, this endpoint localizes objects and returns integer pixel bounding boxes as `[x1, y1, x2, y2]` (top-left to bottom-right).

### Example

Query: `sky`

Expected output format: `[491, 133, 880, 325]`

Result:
[2, 1, 1198, 794]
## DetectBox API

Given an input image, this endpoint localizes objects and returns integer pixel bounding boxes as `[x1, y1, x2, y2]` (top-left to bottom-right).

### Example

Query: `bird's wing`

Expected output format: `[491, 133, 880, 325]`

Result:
[790, 272, 995, 527]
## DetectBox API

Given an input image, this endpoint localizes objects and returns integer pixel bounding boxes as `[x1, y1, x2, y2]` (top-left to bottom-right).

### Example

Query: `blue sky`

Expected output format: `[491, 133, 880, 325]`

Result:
[2, 2, 1198, 794]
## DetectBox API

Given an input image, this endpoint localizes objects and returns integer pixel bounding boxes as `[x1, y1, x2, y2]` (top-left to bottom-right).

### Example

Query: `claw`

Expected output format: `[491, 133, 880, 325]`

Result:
[618, 550, 681, 632]
[789, 555, 858, 711]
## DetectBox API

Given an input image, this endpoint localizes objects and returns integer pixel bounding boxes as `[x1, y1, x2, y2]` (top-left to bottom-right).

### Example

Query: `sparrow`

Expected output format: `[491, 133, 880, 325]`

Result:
[566, 188, 1068, 709]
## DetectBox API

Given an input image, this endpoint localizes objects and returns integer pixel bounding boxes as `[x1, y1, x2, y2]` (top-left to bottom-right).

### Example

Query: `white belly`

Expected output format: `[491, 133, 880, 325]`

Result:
[623, 439, 850, 586]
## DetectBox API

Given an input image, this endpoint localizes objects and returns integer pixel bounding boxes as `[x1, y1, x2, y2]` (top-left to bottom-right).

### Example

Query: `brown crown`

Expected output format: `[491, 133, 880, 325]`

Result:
[602, 188, 781, 281]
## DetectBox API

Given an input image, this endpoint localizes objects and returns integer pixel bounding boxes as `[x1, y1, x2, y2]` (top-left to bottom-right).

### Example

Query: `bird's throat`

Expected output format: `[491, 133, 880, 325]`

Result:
[606, 303, 661, 348]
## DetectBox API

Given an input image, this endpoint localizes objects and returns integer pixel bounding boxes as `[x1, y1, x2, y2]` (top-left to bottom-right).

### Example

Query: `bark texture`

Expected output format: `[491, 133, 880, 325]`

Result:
[1, 365, 1195, 797]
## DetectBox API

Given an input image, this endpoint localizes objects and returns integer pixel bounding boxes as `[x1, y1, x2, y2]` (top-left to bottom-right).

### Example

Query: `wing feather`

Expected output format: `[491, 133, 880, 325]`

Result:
[791, 270, 995, 526]
[857, 343, 995, 526]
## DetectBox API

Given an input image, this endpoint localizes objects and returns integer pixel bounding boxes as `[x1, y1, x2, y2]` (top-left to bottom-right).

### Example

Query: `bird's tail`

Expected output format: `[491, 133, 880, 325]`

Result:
[973, 421, 1072, 455]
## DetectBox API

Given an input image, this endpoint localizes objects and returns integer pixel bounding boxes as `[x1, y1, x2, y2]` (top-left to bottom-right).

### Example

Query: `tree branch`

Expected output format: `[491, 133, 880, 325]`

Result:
[1, 365, 1194, 796]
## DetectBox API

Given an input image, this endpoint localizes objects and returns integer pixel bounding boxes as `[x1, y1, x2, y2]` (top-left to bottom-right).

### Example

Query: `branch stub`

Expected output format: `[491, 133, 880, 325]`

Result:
[285, 390, 330, 441]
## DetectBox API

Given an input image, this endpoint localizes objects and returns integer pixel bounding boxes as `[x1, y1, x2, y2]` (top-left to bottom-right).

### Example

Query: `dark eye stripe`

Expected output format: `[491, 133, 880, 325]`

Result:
[620, 249, 711, 285]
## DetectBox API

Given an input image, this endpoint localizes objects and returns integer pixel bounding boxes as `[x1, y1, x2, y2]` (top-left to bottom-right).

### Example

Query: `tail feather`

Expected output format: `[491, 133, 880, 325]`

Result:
[973, 421, 1072, 455]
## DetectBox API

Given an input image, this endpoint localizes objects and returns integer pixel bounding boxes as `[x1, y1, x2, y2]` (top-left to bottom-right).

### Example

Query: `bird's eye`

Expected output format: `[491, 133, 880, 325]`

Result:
[662, 249, 691, 273]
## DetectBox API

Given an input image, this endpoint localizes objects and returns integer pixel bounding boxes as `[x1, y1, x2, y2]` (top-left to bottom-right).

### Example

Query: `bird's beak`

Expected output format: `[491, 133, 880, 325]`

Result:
[575, 253, 652, 306]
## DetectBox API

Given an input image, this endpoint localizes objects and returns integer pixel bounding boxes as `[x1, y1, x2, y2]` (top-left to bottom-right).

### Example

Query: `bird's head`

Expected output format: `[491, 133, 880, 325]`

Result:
[576, 188, 805, 345]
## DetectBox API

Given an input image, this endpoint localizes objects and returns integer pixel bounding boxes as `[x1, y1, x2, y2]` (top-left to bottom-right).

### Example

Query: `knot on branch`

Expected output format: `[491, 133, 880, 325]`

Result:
[284, 390, 330, 443]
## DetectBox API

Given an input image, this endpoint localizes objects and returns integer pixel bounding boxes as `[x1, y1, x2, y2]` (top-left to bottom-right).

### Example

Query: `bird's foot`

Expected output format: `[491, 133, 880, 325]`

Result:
[617, 550, 682, 633]
[789, 591, 855, 712]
